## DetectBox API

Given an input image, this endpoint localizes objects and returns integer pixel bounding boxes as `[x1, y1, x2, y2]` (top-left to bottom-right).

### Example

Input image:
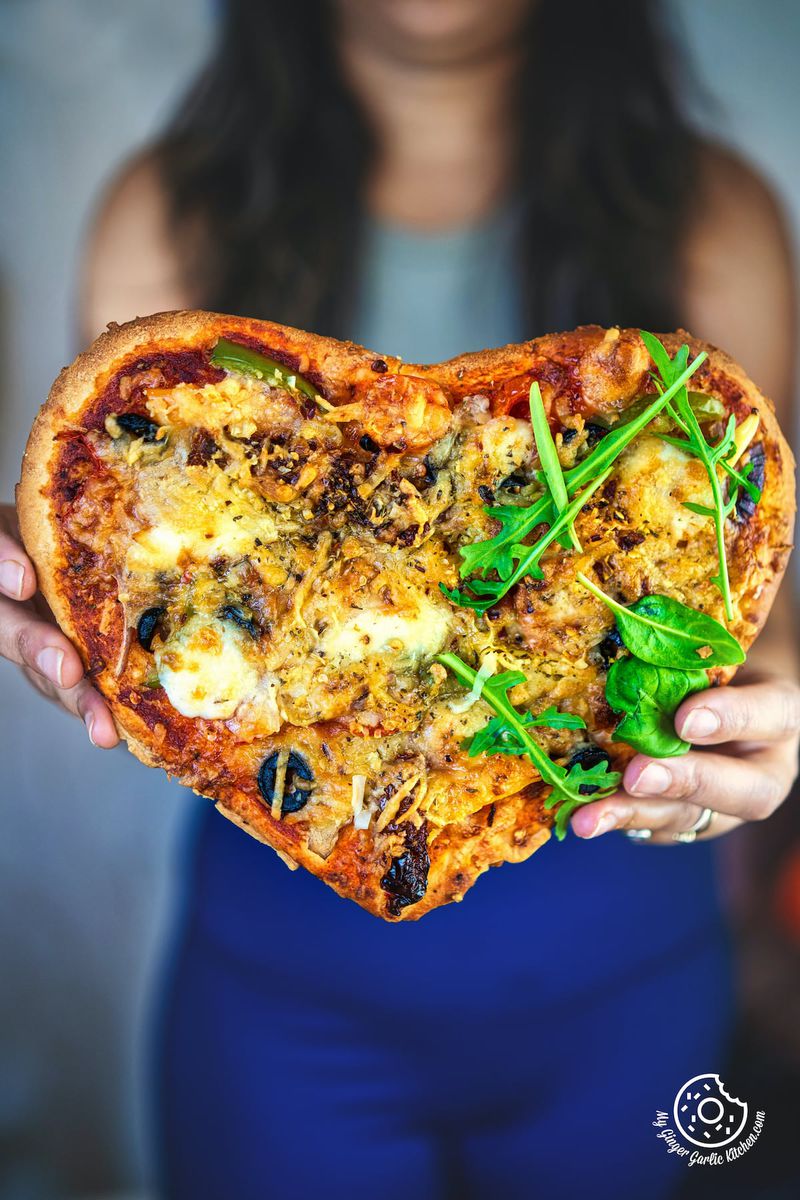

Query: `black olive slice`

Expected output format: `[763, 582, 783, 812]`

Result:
[137, 606, 166, 652]
[596, 625, 624, 668]
[585, 423, 609, 447]
[734, 442, 765, 523]
[565, 745, 612, 794]
[499, 472, 526, 492]
[258, 750, 314, 815]
[218, 604, 259, 638]
[115, 412, 160, 442]
[421, 455, 438, 487]
[359, 433, 380, 453]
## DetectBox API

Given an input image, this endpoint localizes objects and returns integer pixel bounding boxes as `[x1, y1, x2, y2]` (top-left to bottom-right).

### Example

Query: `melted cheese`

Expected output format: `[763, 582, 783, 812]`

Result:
[317, 596, 452, 666]
[478, 417, 534, 477]
[616, 437, 711, 539]
[156, 615, 259, 719]
[126, 465, 277, 574]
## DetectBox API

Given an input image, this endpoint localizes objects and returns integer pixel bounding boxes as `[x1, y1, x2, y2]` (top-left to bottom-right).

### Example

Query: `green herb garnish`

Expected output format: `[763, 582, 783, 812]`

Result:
[445, 348, 707, 611]
[441, 470, 611, 612]
[639, 330, 760, 621]
[529, 380, 580, 551]
[578, 573, 744, 669]
[602, 390, 725, 434]
[436, 652, 621, 839]
[605, 657, 709, 758]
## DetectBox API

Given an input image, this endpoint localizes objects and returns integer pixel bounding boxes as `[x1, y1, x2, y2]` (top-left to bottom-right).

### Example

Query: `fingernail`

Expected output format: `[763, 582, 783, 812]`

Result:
[589, 810, 626, 838]
[36, 647, 64, 687]
[84, 711, 97, 746]
[681, 707, 720, 740]
[630, 763, 671, 795]
[0, 560, 24, 598]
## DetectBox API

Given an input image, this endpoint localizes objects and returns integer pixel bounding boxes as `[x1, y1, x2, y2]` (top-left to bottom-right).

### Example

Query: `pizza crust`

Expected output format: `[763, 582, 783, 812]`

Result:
[17, 312, 796, 919]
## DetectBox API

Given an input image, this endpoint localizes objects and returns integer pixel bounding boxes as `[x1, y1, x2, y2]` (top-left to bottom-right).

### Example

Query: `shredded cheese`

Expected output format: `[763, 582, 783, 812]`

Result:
[450, 653, 497, 713]
[731, 413, 760, 465]
[375, 772, 421, 833]
[271, 748, 290, 821]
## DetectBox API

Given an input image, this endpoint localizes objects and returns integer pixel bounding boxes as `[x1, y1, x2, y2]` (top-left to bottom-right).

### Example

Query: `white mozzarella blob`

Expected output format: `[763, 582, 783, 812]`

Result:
[156, 615, 259, 720]
[317, 597, 452, 666]
[126, 470, 277, 575]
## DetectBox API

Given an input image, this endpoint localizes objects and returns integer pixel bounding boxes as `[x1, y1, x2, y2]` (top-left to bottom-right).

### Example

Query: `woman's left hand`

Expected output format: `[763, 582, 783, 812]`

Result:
[571, 673, 800, 843]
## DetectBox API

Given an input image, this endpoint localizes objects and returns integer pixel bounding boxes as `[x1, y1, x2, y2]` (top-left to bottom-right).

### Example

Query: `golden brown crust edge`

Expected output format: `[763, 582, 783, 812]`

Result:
[17, 311, 796, 920]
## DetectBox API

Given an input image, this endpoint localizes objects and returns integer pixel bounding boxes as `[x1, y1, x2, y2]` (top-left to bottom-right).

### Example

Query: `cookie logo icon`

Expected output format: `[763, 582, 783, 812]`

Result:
[673, 1074, 748, 1149]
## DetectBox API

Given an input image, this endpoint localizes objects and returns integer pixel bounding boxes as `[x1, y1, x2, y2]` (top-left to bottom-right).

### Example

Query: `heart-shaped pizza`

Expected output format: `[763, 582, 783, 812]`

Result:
[18, 312, 794, 919]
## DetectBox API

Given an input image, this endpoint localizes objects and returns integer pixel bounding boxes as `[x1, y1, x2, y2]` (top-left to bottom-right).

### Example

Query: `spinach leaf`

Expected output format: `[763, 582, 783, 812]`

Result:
[577, 573, 745, 668]
[606, 657, 709, 757]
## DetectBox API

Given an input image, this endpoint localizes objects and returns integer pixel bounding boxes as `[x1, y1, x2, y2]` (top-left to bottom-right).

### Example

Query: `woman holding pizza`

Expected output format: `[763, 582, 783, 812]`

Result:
[0, 1, 798, 1196]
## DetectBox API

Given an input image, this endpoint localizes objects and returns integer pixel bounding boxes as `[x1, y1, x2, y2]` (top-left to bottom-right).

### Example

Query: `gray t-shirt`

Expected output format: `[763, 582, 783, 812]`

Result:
[351, 207, 524, 363]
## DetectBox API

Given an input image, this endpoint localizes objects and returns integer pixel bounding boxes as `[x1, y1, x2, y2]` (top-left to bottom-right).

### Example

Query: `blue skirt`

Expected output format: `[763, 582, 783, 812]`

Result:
[155, 804, 734, 1200]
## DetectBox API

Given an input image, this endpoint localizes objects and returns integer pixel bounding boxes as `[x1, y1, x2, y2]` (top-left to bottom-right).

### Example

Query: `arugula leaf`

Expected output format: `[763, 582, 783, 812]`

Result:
[605, 391, 725, 434]
[577, 573, 745, 668]
[443, 470, 611, 612]
[606, 657, 709, 757]
[451, 348, 707, 603]
[529, 381, 580, 551]
[640, 330, 759, 621]
[436, 653, 620, 840]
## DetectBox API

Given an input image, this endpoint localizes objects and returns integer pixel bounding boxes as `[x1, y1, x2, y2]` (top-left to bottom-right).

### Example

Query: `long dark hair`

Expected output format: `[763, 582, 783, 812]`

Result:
[159, 0, 699, 340]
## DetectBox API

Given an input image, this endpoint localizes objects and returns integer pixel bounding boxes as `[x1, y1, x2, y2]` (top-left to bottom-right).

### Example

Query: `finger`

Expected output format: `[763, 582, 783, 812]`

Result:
[676, 679, 800, 747]
[622, 748, 792, 823]
[21, 665, 120, 749]
[0, 529, 38, 601]
[571, 793, 742, 842]
[66, 677, 120, 748]
[0, 593, 85, 689]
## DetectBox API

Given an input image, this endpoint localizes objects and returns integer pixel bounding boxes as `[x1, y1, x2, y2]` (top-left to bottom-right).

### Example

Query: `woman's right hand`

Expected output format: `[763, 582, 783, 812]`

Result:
[0, 503, 119, 747]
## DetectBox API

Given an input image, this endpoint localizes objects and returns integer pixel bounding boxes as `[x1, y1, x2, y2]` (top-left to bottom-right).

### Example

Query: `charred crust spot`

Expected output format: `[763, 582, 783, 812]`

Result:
[381, 820, 430, 916]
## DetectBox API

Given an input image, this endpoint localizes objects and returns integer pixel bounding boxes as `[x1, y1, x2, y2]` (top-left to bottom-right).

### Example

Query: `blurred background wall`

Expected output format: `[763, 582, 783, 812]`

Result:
[0, 2, 798, 1198]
